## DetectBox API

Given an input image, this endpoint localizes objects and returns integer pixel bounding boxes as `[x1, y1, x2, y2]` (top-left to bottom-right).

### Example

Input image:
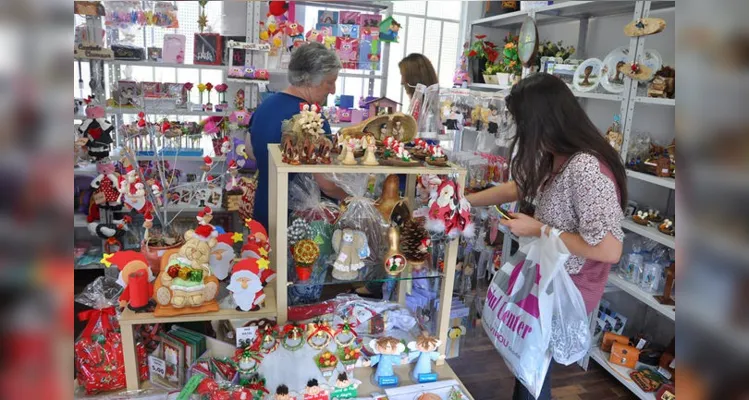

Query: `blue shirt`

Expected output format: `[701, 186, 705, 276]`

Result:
[248, 92, 331, 228]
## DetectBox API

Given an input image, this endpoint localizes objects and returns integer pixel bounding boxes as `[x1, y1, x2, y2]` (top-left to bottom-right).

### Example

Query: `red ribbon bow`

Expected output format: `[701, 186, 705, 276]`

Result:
[308, 321, 333, 339]
[335, 322, 359, 338]
[247, 382, 269, 394]
[282, 323, 302, 337]
[77, 307, 116, 339]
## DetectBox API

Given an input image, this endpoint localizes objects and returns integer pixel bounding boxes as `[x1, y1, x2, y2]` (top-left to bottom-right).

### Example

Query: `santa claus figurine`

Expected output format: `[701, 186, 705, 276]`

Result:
[196, 206, 213, 226]
[103, 251, 155, 311]
[240, 241, 276, 286]
[227, 258, 266, 311]
[210, 232, 236, 280]
[245, 218, 271, 254]
[426, 180, 458, 235]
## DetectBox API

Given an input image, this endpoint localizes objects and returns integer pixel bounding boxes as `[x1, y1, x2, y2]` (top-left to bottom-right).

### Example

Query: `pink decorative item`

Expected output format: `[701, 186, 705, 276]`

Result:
[255, 69, 270, 80]
[336, 108, 352, 123]
[306, 29, 324, 43]
[162, 34, 186, 64]
[350, 109, 364, 123]
[229, 110, 252, 126]
[228, 66, 244, 78]
[335, 37, 359, 70]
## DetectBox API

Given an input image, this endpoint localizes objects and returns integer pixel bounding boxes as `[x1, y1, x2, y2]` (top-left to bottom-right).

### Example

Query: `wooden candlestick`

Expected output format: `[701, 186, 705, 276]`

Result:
[655, 263, 675, 306]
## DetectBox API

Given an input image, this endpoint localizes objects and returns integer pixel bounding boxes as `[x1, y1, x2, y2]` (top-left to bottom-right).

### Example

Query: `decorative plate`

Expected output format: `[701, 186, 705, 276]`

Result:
[572, 58, 603, 92]
[639, 49, 663, 82]
[518, 16, 539, 67]
[600, 46, 630, 93]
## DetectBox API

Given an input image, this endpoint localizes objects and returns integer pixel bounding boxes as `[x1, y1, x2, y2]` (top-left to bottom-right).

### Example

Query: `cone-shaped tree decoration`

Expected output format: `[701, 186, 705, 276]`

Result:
[400, 217, 430, 262]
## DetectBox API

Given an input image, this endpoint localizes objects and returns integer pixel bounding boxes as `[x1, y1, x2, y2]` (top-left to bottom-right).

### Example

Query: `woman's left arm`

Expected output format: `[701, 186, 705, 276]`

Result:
[499, 214, 622, 264]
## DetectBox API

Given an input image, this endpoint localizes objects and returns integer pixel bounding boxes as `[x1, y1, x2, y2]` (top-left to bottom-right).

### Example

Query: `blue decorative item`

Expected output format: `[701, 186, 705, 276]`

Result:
[406, 333, 443, 383]
[367, 337, 405, 387]
[378, 16, 401, 43]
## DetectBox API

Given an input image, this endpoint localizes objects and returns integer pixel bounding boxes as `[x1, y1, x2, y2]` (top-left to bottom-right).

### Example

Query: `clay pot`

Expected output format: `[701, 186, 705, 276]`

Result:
[141, 241, 184, 276]
[296, 265, 312, 281]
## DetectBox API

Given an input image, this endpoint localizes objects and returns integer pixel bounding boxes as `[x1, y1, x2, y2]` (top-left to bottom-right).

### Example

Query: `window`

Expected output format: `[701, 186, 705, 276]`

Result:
[386, 1, 462, 112]
[298, 1, 462, 112]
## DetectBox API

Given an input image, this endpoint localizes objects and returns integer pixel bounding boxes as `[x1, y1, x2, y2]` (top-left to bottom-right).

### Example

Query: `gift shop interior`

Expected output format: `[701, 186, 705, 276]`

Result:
[73, 1, 689, 399]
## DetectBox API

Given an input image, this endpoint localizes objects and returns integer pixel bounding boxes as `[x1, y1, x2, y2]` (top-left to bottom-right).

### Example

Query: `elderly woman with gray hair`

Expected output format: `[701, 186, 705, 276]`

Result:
[249, 42, 347, 228]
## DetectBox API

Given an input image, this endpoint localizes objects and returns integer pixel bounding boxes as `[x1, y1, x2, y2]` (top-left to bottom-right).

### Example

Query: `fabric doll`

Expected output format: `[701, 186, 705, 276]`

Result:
[90, 161, 121, 208]
[365, 337, 406, 383]
[406, 333, 444, 382]
[487, 105, 500, 134]
[78, 105, 114, 160]
[331, 229, 369, 279]
[426, 180, 458, 234]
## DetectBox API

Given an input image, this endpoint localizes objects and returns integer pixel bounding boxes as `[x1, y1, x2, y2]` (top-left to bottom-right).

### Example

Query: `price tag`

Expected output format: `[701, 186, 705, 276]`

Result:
[148, 355, 166, 378]
[635, 338, 647, 350]
[236, 325, 258, 347]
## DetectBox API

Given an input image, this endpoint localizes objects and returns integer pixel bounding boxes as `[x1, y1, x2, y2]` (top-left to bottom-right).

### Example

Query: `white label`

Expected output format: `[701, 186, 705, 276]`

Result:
[236, 326, 258, 347]
[657, 366, 672, 380]
[148, 355, 166, 378]
[635, 338, 647, 350]
[669, 358, 675, 368]
[337, 253, 348, 262]
[661, 168, 669, 174]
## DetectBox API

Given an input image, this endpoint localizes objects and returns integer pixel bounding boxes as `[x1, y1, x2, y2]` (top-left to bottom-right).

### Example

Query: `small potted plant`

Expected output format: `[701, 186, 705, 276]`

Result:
[498, 34, 523, 85]
[464, 34, 498, 84]
[483, 63, 501, 85]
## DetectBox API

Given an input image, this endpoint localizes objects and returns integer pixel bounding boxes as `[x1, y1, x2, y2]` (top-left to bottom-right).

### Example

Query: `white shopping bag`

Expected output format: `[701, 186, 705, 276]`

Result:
[482, 229, 570, 398]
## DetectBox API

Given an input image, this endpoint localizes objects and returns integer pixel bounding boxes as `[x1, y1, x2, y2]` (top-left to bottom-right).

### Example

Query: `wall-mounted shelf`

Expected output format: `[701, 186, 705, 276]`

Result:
[106, 107, 227, 117]
[626, 169, 675, 189]
[622, 218, 675, 249]
[635, 96, 675, 106]
[606, 272, 675, 320]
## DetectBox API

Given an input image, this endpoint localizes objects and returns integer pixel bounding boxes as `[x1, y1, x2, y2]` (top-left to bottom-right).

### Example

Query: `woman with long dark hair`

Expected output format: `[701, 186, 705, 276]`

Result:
[466, 73, 627, 400]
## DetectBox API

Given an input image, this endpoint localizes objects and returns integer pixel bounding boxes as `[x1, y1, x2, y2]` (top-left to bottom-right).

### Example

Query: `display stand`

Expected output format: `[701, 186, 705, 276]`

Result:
[267, 144, 467, 362]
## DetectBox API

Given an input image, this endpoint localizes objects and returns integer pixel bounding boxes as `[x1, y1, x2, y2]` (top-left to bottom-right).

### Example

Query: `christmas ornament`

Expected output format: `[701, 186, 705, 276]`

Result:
[288, 219, 313, 246]
[292, 239, 319, 281]
[365, 337, 406, 387]
[209, 232, 236, 280]
[104, 251, 155, 311]
[314, 350, 338, 378]
[307, 320, 333, 350]
[281, 323, 305, 351]
[406, 333, 443, 383]
[400, 217, 431, 268]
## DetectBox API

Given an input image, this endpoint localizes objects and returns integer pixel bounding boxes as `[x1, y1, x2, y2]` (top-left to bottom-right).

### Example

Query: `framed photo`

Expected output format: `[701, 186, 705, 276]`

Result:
[117, 80, 140, 107]
[179, 189, 193, 206]
[194, 33, 223, 65]
[162, 34, 186, 64]
[625, 200, 638, 218]
[148, 47, 162, 62]
[141, 82, 161, 98]
[549, 63, 576, 87]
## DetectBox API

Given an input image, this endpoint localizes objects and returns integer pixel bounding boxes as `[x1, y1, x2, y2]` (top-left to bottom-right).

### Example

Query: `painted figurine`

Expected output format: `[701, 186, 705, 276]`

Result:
[227, 258, 266, 311]
[365, 337, 406, 384]
[392, 120, 405, 140]
[331, 372, 361, 399]
[275, 385, 297, 400]
[341, 139, 358, 165]
[406, 333, 444, 382]
[303, 379, 329, 400]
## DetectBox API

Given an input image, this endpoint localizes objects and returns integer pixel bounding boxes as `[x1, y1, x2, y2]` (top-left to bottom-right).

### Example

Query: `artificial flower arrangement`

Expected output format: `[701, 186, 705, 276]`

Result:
[463, 34, 498, 63]
[537, 40, 576, 62]
[498, 34, 522, 76]
[315, 350, 339, 378]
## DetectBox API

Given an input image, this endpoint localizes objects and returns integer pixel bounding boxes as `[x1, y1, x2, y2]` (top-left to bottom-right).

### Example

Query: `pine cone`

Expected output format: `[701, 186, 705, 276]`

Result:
[400, 217, 429, 262]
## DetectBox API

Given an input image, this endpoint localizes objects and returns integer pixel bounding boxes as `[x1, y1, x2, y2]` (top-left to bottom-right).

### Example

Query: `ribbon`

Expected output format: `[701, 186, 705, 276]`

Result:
[308, 321, 333, 339]
[233, 347, 263, 365]
[78, 307, 116, 339]
[247, 382, 269, 394]
[282, 323, 302, 338]
[335, 322, 359, 338]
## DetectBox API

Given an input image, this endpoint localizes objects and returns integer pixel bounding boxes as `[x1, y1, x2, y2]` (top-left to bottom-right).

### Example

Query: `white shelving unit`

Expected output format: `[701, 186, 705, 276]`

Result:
[607, 272, 675, 320]
[469, 2, 676, 396]
[589, 346, 656, 400]
[626, 169, 675, 189]
[105, 106, 227, 117]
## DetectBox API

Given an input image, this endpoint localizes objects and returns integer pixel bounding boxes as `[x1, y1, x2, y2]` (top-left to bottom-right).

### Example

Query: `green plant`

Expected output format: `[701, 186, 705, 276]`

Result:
[497, 34, 522, 75]
[536, 40, 576, 68]
[464, 34, 499, 63]
[485, 63, 502, 75]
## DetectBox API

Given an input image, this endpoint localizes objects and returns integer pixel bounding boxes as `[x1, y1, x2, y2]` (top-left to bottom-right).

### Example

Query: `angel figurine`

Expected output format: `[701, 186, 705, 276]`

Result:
[392, 120, 405, 141]
[364, 337, 406, 386]
[331, 229, 369, 280]
[406, 333, 444, 382]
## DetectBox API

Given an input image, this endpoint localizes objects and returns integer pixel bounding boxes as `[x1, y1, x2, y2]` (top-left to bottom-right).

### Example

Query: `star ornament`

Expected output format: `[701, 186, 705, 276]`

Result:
[256, 258, 270, 271]
[259, 247, 269, 257]
[231, 232, 243, 243]
[101, 253, 114, 268]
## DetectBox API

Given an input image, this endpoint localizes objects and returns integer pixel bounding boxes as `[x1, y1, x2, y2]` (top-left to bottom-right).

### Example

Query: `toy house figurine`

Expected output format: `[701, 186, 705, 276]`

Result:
[363, 96, 400, 117]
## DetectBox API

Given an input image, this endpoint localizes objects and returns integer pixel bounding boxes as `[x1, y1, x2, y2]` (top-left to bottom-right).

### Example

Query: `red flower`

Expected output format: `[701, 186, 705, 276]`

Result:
[468, 50, 477, 57]
[475, 34, 487, 39]
[485, 41, 496, 48]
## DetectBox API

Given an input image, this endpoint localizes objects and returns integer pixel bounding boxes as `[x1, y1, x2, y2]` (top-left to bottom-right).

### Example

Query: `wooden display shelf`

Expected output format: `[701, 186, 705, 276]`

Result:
[588, 346, 656, 400]
[120, 288, 276, 390]
[354, 363, 473, 399]
[268, 145, 463, 175]
[119, 287, 277, 326]
[268, 142, 467, 364]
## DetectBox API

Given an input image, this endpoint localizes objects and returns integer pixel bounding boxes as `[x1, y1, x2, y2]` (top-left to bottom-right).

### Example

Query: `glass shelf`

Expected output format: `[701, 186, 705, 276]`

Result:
[288, 264, 443, 288]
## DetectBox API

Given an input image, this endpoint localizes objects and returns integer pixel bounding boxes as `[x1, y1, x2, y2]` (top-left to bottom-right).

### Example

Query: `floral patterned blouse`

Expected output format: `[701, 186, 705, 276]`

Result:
[535, 153, 624, 312]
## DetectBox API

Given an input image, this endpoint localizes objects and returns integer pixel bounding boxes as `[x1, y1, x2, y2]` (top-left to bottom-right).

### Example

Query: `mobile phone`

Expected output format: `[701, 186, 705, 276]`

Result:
[494, 206, 512, 220]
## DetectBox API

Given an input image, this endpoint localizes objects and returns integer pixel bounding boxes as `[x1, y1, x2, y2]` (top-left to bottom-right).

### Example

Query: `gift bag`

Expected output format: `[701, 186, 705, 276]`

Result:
[74, 277, 149, 394]
[481, 229, 569, 399]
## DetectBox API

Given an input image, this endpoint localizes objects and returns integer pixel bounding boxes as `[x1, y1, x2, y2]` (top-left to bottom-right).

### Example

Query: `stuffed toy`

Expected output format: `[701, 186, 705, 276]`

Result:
[245, 218, 270, 254]
[227, 258, 266, 311]
[331, 229, 369, 280]
[426, 180, 458, 235]
[77, 105, 114, 161]
[406, 333, 443, 382]
[90, 161, 121, 208]
[365, 337, 406, 383]
[240, 241, 276, 286]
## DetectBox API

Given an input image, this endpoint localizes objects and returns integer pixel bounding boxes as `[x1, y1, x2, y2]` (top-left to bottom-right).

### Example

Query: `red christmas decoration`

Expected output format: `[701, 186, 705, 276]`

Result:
[268, 1, 288, 16]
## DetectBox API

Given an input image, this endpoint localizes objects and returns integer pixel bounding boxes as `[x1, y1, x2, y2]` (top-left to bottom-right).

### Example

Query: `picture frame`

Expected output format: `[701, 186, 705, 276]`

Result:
[148, 47, 162, 62]
[117, 80, 140, 107]
[549, 63, 577, 87]
[194, 33, 223, 65]
[162, 34, 186, 64]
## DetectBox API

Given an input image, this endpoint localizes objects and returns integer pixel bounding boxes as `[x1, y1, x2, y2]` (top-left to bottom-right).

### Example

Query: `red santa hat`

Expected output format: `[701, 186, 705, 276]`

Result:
[194, 225, 217, 240]
[228, 160, 238, 170]
[216, 232, 234, 247]
[244, 219, 268, 242]
[196, 206, 213, 225]
[241, 242, 263, 259]
[231, 258, 261, 278]
[151, 180, 163, 193]
[144, 210, 154, 221]
[203, 156, 213, 166]
[125, 164, 134, 174]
